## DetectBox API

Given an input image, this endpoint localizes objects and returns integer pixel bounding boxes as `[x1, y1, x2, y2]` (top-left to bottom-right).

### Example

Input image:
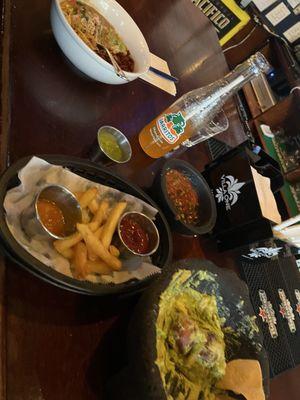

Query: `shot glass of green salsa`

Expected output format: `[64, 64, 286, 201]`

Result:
[97, 126, 132, 163]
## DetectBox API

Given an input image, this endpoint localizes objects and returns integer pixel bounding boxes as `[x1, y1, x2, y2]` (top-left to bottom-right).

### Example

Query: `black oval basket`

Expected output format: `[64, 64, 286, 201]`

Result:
[0, 155, 173, 296]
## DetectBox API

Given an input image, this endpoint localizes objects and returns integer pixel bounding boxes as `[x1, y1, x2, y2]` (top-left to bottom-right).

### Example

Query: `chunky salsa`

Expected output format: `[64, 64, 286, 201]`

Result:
[37, 198, 66, 237]
[119, 215, 149, 254]
[165, 169, 200, 225]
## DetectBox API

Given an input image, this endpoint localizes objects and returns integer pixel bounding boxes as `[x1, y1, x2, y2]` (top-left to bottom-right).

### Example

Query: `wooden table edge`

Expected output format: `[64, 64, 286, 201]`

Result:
[0, 0, 12, 398]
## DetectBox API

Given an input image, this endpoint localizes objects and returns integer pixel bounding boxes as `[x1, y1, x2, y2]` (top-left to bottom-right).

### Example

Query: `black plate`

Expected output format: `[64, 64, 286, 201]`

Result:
[153, 159, 217, 236]
[107, 259, 270, 399]
[0, 155, 173, 296]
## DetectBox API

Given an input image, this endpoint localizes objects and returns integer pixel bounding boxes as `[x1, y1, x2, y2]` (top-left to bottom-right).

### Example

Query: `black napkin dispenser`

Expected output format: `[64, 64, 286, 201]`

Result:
[203, 142, 284, 251]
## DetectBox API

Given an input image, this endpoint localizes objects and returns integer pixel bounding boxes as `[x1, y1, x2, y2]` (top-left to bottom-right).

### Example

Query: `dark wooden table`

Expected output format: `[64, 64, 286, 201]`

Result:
[0, 0, 299, 399]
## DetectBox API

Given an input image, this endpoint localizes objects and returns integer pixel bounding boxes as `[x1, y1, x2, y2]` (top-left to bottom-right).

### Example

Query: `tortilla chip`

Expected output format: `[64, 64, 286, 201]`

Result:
[217, 359, 265, 400]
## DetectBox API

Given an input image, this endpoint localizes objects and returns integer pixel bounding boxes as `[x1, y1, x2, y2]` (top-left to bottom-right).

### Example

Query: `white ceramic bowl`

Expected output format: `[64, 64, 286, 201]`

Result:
[50, 0, 150, 84]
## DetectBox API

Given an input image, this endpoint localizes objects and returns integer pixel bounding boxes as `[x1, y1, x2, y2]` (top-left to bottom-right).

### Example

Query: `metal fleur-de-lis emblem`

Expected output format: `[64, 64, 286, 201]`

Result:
[215, 175, 245, 210]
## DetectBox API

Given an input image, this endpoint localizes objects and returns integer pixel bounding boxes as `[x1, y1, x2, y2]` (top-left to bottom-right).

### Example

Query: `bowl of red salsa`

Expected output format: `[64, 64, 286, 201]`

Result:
[118, 211, 160, 256]
[156, 159, 216, 236]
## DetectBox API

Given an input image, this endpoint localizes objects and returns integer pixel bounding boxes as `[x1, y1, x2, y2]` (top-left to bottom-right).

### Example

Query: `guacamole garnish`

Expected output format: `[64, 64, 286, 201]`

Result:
[155, 270, 226, 400]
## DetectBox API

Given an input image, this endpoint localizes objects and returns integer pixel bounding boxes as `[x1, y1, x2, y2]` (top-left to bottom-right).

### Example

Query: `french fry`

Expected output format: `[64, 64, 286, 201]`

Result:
[77, 224, 122, 271]
[54, 219, 100, 256]
[94, 226, 103, 239]
[74, 191, 83, 201]
[88, 220, 100, 232]
[87, 242, 98, 261]
[74, 242, 88, 279]
[79, 187, 98, 208]
[60, 248, 74, 259]
[82, 208, 91, 224]
[92, 200, 109, 225]
[88, 198, 99, 214]
[101, 202, 127, 249]
[85, 260, 111, 275]
[53, 232, 82, 253]
[109, 245, 120, 258]
[88, 205, 108, 231]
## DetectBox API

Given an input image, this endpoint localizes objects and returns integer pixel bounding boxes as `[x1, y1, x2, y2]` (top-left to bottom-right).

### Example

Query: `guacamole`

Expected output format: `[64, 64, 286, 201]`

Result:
[155, 270, 226, 400]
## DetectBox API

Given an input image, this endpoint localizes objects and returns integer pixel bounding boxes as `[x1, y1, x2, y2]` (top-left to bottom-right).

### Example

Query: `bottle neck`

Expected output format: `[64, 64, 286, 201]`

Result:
[200, 53, 271, 108]
[222, 63, 260, 92]
[184, 52, 270, 123]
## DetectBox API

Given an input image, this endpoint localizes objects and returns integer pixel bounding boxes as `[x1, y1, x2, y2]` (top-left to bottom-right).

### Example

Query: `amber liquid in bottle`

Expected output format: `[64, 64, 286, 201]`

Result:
[138, 53, 270, 158]
[139, 106, 194, 158]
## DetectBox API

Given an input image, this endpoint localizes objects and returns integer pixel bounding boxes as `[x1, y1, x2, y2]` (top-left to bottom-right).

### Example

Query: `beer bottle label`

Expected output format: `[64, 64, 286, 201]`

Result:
[156, 111, 187, 144]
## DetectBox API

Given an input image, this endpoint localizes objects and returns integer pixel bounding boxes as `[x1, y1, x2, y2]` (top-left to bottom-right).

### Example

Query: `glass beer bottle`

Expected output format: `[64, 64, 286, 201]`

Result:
[139, 52, 270, 158]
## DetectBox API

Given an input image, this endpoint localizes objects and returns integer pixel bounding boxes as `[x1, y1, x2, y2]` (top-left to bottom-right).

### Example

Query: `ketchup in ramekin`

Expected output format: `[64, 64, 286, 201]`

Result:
[120, 215, 149, 254]
[118, 212, 159, 256]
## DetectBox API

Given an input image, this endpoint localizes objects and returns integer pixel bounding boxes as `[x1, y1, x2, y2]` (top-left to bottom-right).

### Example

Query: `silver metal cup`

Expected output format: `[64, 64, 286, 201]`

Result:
[21, 185, 82, 240]
[88, 126, 132, 164]
[117, 211, 160, 257]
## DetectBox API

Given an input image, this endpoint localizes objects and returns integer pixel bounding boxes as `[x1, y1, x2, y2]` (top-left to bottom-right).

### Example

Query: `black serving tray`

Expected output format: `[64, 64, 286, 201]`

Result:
[0, 155, 173, 296]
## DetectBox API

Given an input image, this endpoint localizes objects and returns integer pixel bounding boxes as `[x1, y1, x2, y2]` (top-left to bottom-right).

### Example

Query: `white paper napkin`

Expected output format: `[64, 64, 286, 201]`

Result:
[251, 166, 282, 225]
[141, 53, 177, 96]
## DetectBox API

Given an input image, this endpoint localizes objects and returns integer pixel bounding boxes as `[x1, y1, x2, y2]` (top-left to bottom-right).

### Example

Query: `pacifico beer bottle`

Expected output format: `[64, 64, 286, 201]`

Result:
[139, 53, 270, 158]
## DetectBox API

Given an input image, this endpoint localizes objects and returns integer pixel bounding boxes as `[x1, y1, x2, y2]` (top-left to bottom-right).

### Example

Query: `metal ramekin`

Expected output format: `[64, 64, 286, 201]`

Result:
[88, 126, 132, 164]
[21, 184, 82, 240]
[117, 211, 160, 257]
